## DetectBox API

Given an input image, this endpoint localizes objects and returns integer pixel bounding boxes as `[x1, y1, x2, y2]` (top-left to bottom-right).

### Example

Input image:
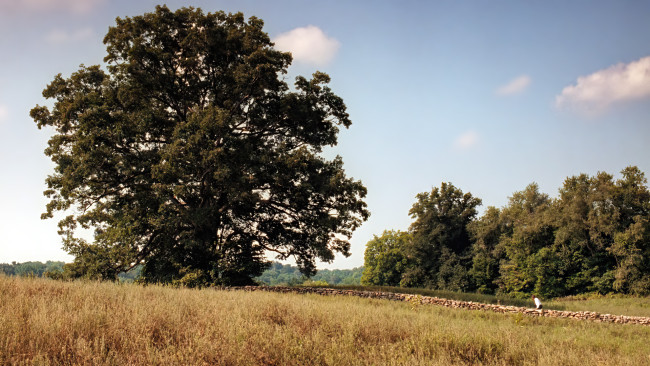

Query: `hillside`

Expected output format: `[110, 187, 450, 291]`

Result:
[2, 276, 650, 365]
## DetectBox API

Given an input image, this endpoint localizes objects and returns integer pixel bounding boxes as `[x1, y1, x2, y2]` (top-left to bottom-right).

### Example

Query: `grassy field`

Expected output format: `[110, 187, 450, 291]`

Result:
[2, 276, 650, 365]
[546, 295, 650, 318]
[331, 285, 650, 316]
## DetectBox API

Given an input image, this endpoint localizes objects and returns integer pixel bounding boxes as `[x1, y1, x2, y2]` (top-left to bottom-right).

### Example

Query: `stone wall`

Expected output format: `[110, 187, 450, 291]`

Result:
[232, 286, 650, 326]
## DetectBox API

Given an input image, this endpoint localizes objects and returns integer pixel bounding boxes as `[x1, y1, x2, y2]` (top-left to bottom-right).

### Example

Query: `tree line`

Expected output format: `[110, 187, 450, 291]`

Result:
[256, 262, 363, 286]
[362, 166, 650, 298]
[0, 261, 143, 282]
[0, 260, 362, 286]
[0, 261, 64, 277]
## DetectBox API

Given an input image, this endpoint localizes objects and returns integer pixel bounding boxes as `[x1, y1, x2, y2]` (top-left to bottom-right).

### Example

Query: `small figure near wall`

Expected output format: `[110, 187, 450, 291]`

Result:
[532, 295, 543, 309]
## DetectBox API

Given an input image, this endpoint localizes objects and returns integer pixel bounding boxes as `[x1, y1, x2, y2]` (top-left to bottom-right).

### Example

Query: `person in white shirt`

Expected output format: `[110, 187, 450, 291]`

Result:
[532, 295, 542, 309]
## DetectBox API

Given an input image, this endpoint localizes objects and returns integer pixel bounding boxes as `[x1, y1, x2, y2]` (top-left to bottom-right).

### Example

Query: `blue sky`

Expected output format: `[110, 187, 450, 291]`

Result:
[1, 0, 649, 269]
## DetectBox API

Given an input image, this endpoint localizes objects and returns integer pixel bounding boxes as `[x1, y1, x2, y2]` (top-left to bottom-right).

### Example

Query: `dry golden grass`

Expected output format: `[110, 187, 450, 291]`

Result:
[2, 275, 649, 365]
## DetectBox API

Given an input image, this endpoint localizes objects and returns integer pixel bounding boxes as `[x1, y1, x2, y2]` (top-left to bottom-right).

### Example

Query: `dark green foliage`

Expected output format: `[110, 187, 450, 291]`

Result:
[364, 167, 650, 297]
[401, 182, 481, 290]
[494, 168, 650, 297]
[31, 6, 368, 286]
[255, 262, 363, 286]
[468, 206, 504, 294]
[496, 183, 555, 296]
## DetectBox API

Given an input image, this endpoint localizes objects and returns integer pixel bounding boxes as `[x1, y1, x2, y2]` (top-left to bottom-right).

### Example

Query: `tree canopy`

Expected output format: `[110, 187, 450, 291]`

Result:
[363, 167, 650, 297]
[361, 230, 411, 286]
[401, 182, 482, 290]
[31, 6, 368, 286]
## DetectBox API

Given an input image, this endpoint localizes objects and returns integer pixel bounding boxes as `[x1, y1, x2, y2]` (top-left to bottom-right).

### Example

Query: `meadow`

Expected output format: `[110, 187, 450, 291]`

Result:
[332, 284, 650, 317]
[2, 275, 649, 365]
[546, 294, 650, 318]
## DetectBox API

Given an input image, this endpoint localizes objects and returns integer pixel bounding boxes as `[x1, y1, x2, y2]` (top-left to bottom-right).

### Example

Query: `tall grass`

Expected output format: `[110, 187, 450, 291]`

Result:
[2, 275, 649, 365]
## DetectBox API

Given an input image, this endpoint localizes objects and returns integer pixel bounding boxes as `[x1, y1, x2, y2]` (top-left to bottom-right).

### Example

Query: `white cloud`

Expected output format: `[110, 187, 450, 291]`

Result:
[0, 0, 104, 15]
[273, 26, 340, 66]
[495, 75, 531, 96]
[556, 56, 650, 113]
[454, 130, 480, 150]
[45, 27, 94, 44]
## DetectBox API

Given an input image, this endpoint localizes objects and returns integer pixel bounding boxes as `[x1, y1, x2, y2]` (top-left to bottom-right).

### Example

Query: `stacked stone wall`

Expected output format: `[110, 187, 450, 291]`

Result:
[231, 286, 650, 326]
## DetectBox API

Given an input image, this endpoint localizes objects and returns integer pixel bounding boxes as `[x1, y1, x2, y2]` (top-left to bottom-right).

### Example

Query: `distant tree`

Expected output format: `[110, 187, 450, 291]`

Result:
[14, 262, 47, 277]
[402, 183, 481, 290]
[43, 261, 65, 278]
[45, 261, 64, 273]
[31, 6, 368, 286]
[118, 264, 143, 282]
[361, 230, 411, 286]
[256, 262, 304, 286]
[0, 261, 65, 278]
[337, 267, 364, 285]
[255, 262, 363, 286]
[0, 263, 15, 276]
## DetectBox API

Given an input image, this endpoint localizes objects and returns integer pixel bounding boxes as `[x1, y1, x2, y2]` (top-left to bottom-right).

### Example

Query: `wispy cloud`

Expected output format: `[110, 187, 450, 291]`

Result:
[454, 130, 480, 150]
[495, 75, 531, 96]
[45, 27, 94, 44]
[0, 0, 104, 15]
[556, 56, 650, 114]
[273, 26, 340, 66]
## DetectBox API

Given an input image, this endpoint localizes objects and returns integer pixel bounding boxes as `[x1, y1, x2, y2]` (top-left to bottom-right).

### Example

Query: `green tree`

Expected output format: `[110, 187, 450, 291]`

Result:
[609, 217, 650, 293]
[0, 263, 16, 276]
[551, 172, 617, 295]
[1, 261, 65, 278]
[31, 6, 368, 286]
[495, 167, 650, 297]
[608, 167, 650, 294]
[255, 262, 304, 286]
[402, 182, 481, 290]
[497, 183, 555, 296]
[361, 230, 411, 286]
[540, 167, 650, 296]
[14, 262, 47, 277]
[468, 206, 505, 294]
[312, 266, 363, 285]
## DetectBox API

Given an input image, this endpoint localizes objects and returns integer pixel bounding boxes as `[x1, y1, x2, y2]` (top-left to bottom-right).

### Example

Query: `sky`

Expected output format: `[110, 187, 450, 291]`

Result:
[1, 0, 650, 269]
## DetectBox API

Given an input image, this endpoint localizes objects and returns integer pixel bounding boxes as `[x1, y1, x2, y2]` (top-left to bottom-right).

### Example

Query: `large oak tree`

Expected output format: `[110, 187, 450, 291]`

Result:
[31, 6, 368, 286]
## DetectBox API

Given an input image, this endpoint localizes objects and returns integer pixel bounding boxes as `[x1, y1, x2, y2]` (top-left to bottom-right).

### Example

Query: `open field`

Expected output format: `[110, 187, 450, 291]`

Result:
[330, 285, 535, 308]
[2, 276, 650, 365]
[546, 295, 650, 318]
[332, 285, 650, 317]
